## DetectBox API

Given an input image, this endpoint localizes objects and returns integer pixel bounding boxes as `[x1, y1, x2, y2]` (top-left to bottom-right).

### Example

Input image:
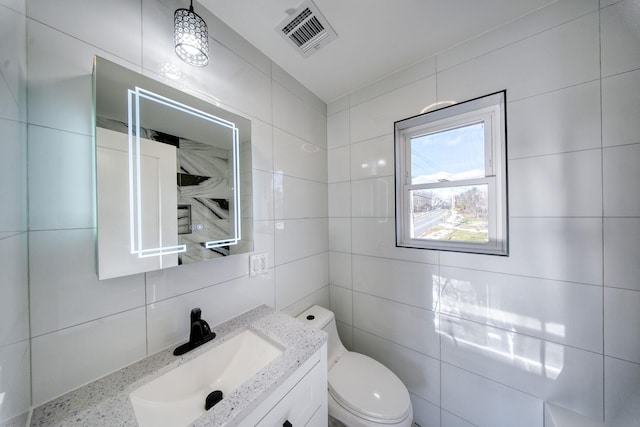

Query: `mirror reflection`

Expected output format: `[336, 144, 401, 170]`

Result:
[94, 56, 253, 280]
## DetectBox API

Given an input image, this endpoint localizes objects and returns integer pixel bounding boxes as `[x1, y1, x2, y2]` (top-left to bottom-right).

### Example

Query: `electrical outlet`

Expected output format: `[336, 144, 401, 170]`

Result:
[249, 253, 269, 277]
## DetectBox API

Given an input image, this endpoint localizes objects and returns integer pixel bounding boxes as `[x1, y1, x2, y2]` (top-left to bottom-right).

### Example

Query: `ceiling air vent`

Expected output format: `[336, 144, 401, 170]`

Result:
[276, 0, 338, 57]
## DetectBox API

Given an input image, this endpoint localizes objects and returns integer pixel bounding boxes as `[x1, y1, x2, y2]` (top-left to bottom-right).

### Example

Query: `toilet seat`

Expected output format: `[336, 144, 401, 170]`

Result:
[328, 352, 411, 423]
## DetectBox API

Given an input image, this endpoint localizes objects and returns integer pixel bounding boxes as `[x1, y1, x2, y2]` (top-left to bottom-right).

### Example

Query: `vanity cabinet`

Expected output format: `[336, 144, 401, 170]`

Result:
[239, 343, 328, 427]
[28, 308, 328, 427]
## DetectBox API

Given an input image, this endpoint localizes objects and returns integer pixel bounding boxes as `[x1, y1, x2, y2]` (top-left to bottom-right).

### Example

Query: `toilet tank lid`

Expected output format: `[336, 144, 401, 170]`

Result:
[296, 305, 334, 329]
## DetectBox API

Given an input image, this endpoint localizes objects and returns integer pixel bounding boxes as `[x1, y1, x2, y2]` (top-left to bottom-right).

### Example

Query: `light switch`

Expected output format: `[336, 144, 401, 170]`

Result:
[249, 253, 269, 277]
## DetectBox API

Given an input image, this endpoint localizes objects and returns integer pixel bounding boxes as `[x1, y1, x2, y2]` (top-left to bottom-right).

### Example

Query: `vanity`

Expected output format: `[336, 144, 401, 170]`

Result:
[29, 306, 328, 427]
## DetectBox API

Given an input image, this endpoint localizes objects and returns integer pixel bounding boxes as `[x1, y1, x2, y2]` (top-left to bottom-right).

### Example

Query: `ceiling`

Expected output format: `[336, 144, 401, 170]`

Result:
[200, 0, 556, 103]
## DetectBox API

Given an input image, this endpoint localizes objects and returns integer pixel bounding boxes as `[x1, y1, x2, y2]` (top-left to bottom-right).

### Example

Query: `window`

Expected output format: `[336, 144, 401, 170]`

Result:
[394, 91, 508, 255]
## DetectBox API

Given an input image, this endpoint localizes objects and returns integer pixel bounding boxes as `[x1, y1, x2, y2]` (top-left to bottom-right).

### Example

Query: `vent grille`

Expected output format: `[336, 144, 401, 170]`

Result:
[282, 8, 312, 35]
[276, 1, 337, 57]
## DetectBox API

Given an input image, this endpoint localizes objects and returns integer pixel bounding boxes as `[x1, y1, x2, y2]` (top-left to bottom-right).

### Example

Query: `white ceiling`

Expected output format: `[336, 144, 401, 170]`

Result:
[200, 0, 555, 103]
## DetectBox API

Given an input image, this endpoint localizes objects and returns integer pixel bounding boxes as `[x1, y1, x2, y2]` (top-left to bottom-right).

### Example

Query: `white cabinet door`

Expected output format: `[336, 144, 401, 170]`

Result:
[256, 361, 325, 427]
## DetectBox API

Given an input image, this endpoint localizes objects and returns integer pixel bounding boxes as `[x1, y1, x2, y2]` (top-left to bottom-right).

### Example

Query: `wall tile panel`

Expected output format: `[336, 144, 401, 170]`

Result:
[600, 0, 640, 77]
[602, 69, 640, 147]
[441, 363, 543, 427]
[353, 292, 440, 359]
[31, 308, 146, 406]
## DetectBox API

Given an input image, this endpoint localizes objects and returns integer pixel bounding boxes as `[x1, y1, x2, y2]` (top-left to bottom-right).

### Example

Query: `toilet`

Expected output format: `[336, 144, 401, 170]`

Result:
[297, 305, 413, 427]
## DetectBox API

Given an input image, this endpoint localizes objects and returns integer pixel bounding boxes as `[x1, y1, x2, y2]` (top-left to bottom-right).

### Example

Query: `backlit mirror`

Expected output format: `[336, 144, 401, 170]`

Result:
[93, 56, 253, 280]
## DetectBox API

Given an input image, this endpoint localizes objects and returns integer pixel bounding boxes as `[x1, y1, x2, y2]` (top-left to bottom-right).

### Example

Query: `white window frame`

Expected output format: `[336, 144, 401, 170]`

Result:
[394, 91, 508, 256]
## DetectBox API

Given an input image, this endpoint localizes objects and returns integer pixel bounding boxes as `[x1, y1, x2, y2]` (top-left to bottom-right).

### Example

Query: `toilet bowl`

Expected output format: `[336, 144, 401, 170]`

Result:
[297, 305, 413, 427]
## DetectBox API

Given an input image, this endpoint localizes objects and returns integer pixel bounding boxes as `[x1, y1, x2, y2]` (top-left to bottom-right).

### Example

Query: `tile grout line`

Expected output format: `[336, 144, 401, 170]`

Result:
[598, 2, 607, 422]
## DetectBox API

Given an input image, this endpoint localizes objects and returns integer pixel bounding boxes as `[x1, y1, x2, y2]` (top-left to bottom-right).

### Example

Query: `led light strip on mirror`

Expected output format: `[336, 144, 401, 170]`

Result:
[127, 87, 241, 258]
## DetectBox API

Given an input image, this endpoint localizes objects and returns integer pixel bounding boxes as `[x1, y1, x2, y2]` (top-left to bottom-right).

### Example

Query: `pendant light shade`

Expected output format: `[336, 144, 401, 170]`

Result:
[174, 1, 209, 67]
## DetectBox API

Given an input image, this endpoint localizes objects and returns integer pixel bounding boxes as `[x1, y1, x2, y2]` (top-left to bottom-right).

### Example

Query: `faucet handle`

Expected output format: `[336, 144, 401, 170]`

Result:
[190, 308, 202, 323]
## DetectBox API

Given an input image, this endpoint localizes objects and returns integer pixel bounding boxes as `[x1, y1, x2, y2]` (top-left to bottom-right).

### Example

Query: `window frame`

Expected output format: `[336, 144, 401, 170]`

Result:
[394, 90, 508, 256]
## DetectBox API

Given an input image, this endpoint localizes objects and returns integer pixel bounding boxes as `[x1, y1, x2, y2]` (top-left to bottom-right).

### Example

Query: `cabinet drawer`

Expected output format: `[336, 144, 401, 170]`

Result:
[256, 361, 325, 427]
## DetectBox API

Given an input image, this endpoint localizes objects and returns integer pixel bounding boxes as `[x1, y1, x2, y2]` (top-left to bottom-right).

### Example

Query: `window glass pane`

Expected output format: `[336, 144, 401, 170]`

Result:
[410, 122, 485, 184]
[410, 184, 488, 242]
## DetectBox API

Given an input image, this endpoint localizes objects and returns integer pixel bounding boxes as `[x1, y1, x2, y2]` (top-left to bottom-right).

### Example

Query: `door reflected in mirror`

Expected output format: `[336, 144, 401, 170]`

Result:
[94, 56, 253, 280]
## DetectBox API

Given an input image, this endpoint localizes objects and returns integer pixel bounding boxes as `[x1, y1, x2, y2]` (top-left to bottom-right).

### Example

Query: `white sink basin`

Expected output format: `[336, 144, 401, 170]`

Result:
[130, 329, 283, 427]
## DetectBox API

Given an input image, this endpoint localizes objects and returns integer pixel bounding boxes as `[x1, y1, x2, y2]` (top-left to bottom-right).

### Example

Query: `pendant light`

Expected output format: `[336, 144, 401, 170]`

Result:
[174, 0, 209, 66]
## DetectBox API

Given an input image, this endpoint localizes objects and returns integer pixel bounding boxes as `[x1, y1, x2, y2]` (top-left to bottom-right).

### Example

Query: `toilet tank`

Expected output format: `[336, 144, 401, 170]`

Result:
[297, 305, 346, 369]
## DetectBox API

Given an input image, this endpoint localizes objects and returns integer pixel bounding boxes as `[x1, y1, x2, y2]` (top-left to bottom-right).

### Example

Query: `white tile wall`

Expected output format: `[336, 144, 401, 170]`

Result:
[349, 134, 394, 180]
[509, 149, 602, 218]
[327, 2, 639, 426]
[440, 315, 604, 419]
[440, 217, 603, 285]
[0, 119, 26, 233]
[29, 229, 145, 336]
[22, 0, 329, 412]
[275, 253, 329, 310]
[31, 308, 147, 405]
[0, 340, 30, 421]
[251, 119, 274, 173]
[253, 169, 275, 221]
[600, 0, 640, 77]
[329, 285, 352, 325]
[439, 411, 475, 427]
[349, 57, 436, 107]
[507, 81, 601, 159]
[353, 293, 440, 359]
[0, 0, 24, 14]
[353, 328, 441, 406]
[351, 176, 395, 218]
[438, 12, 600, 103]
[604, 218, 640, 291]
[442, 363, 543, 427]
[0, 5, 26, 123]
[274, 176, 327, 219]
[603, 143, 640, 216]
[274, 218, 329, 265]
[27, 126, 95, 230]
[147, 273, 274, 354]
[327, 108, 350, 149]
[145, 253, 251, 303]
[252, 220, 275, 268]
[27, 19, 138, 135]
[273, 128, 327, 182]
[142, 0, 273, 124]
[271, 63, 326, 115]
[329, 251, 352, 289]
[0, 2, 28, 423]
[272, 82, 327, 149]
[328, 145, 350, 183]
[436, 0, 599, 72]
[0, 234, 28, 347]
[439, 266, 603, 352]
[28, 0, 142, 66]
[604, 357, 640, 426]
[410, 395, 441, 427]
[328, 218, 351, 253]
[604, 287, 640, 364]
[602, 69, 640, 147]
[350, 217, 439, 264]
[328, 182, 350, 218]
[353, 255, 439, 311]
[349, 77, 436, 144]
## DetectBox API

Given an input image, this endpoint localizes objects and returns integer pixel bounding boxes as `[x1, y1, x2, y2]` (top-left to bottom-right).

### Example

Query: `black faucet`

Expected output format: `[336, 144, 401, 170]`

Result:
[173, 308, 216, 356]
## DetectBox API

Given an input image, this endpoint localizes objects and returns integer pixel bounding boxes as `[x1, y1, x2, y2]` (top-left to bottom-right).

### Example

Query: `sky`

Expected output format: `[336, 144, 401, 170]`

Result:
[411, 122, 485, 184]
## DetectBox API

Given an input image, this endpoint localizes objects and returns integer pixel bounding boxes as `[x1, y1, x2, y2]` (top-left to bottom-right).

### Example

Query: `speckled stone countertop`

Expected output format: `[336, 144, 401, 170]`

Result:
[30, 305, 327, 427]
